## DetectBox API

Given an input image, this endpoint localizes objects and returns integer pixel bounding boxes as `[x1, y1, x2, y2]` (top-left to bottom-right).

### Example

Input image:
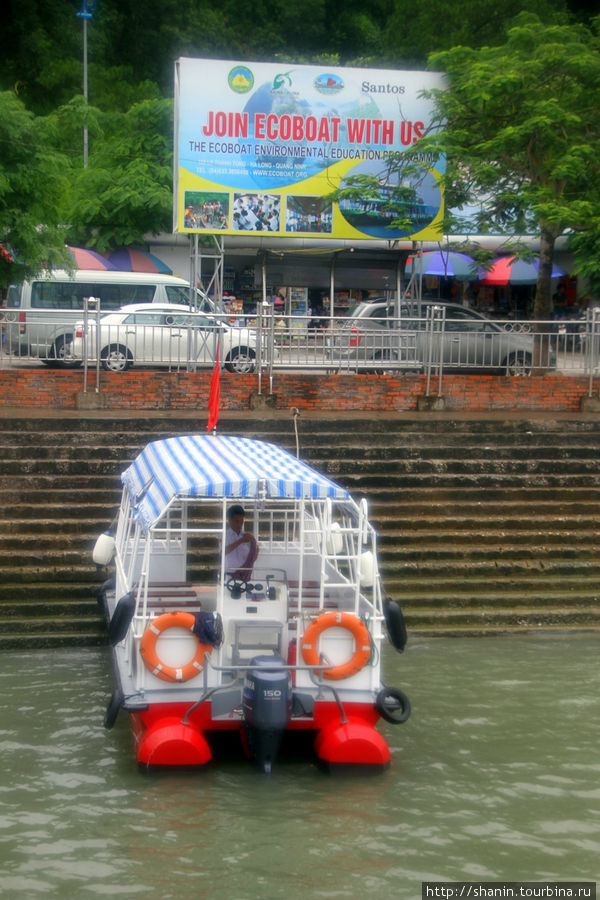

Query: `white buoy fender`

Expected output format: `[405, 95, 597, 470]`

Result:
[93, 532, 115, 566]
[358, 550, 375, 587]
[326, 522, 343, 555]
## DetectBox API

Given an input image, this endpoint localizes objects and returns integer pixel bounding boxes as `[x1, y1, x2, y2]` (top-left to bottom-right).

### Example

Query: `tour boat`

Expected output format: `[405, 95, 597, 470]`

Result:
[96, 433, 409, 772]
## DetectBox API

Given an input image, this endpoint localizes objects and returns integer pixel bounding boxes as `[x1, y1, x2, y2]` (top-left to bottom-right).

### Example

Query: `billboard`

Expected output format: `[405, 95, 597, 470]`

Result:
[174, 59, 445, 242]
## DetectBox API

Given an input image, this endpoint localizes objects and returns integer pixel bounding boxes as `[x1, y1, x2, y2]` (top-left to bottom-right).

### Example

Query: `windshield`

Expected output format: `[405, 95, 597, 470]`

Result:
[164, 285, 217, 313]
[6, 285, 21, 308]
[344, 302, 367, 318]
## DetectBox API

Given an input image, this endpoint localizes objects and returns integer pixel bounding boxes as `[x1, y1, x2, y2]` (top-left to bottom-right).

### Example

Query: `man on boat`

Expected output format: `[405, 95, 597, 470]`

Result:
[224, 504, 259, 579]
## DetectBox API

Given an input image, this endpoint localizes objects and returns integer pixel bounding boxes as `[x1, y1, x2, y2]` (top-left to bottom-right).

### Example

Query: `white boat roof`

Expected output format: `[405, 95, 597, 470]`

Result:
[122, 434, 350, 531]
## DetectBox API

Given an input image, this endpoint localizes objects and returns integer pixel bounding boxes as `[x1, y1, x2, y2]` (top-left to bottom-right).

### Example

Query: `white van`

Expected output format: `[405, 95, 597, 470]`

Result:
[4, 269, 215, 367]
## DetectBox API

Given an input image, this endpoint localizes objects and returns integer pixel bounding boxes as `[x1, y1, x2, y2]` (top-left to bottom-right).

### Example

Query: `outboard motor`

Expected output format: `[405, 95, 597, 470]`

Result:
[243, 655, 291, 774]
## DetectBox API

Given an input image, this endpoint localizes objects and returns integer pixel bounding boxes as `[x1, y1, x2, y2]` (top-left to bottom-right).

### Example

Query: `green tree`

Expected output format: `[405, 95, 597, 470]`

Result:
[568, 228, 600, 300]
[65, 97, 173, 250]
[0, 91, 72, 286]
[383, 0, 568, 67]
[414, 14, 600, 319]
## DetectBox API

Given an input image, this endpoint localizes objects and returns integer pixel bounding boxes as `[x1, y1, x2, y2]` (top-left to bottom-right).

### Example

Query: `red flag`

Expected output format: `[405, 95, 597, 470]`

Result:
[207, 342, 220, 432]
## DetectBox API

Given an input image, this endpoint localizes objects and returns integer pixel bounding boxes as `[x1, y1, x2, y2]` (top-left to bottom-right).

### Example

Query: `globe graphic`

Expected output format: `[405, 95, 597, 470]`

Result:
[240, 74, 383, 189]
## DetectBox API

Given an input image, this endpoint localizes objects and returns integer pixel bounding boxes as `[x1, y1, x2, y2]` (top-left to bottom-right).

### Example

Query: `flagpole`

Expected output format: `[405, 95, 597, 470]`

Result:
[207, 340, 221, 433]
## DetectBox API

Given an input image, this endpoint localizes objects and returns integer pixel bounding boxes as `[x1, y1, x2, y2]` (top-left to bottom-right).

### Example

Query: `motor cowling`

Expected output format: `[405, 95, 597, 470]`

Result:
[243, 655, 291, 773]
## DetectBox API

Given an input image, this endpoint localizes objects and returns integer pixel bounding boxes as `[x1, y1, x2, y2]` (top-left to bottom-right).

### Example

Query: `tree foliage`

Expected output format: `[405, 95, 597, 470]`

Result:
[408, 14, 600, 317]
[65, 98, 174, 250]
[0, 91, 72, 283]
[1, 1, 598, 288]
[383, 0, 569, 66]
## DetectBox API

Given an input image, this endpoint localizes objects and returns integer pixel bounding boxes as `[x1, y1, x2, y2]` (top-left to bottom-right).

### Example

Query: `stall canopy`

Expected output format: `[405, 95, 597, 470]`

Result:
[122, 435, 350, 532]
[405, 250, 478, 280]
[481, 256, 564, 285]
[66, 246, 118, 270]
[108, 248, 172, 274]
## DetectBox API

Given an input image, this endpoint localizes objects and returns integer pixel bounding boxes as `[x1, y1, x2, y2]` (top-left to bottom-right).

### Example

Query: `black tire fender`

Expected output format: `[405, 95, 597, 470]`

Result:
[107, 591, 136, 645]
[104, 687, 123, 730]
[97, 575, 115, 611]
[375, 686, 411, 724]
[383, 597, 407, 652]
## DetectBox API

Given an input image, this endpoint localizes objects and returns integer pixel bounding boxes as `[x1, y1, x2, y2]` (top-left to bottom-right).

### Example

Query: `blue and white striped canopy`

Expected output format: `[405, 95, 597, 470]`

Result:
[122, 434, 349, 531]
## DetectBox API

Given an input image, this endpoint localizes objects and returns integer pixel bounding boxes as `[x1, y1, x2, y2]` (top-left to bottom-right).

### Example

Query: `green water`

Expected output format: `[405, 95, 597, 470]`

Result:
[0, 637, 598, 899]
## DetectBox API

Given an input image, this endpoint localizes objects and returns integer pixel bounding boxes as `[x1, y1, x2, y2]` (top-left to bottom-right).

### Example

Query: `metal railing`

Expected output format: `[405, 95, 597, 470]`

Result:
[2, 306, 600, 395]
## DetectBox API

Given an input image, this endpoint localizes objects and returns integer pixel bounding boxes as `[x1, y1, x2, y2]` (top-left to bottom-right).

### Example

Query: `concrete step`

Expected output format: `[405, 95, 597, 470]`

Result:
[4, 527, 600, 552]
[372, 508, 600, 525]
[369, 486, 600, 502]
[0, 611, 104, 634]
[4, 526, 599, 554]
[0, 630, 108, 649]
[377, 528, 600, 544]
[0, 564, 102, 584]
[403, 623, 600, 637]
[0, 597, 101, 617]
[3, 475, 600, 500]
[3, 413, 600, 643]
[6, 439, 600, 463]
[0, 581, 103, 601]
[398, 590, 600, 609]
[382, 549, 600, 565]
[403, 606, 600, 629]
[5, 454, 600, 476]
[383, 571, 600, 593]
[385, 557, 600, 576]
[2, 415, 600, 434]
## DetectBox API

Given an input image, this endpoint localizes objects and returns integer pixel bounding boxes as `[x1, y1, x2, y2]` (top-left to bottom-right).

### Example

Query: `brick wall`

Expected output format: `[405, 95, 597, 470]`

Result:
[0, 368, 596, 412]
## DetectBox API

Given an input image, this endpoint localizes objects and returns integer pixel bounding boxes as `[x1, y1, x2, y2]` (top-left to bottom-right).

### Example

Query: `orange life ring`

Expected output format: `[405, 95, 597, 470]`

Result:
[140, 611, 212, 683]
[301, 612, 372, 681]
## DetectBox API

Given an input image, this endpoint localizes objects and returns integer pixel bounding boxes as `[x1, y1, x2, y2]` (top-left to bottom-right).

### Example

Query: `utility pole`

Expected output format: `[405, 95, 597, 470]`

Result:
[77, 1, 96, 168]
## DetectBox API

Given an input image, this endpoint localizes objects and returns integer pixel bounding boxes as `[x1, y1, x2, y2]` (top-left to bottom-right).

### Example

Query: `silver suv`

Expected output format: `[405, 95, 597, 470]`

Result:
[330, 298, 539, 375]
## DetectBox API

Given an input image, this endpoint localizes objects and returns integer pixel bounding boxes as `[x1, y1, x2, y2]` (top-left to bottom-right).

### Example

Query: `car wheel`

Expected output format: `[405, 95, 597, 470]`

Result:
[505, 351, 532, 376]
[225, 347, 256, 373]
[44, 335, 82, 369]
[101, 344, 132, 372]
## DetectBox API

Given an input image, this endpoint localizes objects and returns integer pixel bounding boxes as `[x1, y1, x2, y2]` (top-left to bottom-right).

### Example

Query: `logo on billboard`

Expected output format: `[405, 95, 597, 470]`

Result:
[313, 73, 344, 95]
[228, 65, 254, 93]
[273, 71, 293, 91]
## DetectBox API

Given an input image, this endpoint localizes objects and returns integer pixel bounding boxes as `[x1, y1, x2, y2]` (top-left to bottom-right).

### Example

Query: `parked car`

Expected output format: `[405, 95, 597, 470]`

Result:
[4, 270, 216, 368]
[68, 303, 265, 373]
[330, 298, 547, 374]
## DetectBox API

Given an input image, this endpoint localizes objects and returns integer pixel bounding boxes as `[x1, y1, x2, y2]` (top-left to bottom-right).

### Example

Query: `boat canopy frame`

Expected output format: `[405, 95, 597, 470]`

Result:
[114, 487, 384, 621]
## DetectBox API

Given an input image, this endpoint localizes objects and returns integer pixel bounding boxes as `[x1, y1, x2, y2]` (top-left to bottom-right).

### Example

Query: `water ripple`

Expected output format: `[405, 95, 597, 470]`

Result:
[0, 639, 597, 897]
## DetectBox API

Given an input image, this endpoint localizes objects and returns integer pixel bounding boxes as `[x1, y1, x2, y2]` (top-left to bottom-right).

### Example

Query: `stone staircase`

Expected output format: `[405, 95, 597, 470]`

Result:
[1, 413, 599, 648]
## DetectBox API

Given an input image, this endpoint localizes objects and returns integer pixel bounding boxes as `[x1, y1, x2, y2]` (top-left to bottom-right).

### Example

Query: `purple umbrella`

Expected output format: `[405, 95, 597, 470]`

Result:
[405, 250, 478, 280]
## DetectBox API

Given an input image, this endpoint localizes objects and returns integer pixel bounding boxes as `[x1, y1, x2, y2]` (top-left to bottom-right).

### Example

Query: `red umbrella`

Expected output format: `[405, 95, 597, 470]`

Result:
[66, 246, 118, 270]
[107, 248, 172, 274]
[481, 255, 563, 285]
[0, 242, 14, 264]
